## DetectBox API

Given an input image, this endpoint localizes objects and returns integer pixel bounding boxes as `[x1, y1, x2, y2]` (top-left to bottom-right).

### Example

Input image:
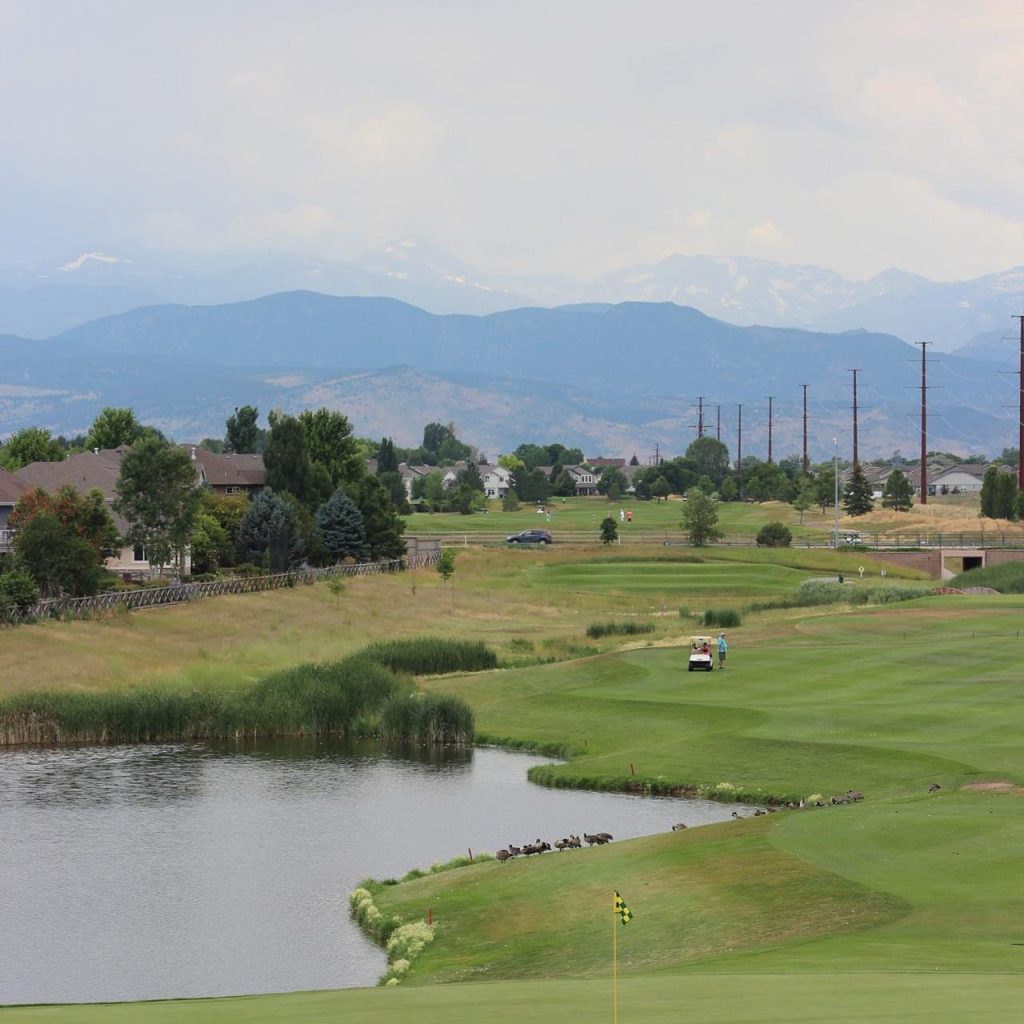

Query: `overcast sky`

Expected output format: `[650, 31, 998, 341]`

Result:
[3, 1, 1023, 280]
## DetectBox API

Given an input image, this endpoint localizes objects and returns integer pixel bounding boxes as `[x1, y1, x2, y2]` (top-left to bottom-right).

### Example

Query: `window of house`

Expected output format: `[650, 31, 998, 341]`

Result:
[133, 545, 146, 562]
[225, 486, 241, 495]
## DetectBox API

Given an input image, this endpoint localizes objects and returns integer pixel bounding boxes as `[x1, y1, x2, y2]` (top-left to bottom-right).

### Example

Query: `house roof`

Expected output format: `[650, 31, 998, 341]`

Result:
[588, 458, 626, 469]
[186, 447, 266, 487]
[17, 448, 128, 500]
[0, 467, 28, 505]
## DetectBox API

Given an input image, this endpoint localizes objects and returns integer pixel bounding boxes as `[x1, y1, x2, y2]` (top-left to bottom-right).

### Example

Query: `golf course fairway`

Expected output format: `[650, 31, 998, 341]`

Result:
[3, 565, 1021, 1022]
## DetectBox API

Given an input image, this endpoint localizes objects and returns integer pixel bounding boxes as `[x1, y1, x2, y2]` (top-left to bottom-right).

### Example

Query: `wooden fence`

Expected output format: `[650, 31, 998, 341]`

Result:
[0, 551, 440, 627]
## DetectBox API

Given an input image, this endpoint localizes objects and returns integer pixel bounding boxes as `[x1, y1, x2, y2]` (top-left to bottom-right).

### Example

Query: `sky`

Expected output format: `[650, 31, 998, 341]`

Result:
[3, 0, 1024, 281]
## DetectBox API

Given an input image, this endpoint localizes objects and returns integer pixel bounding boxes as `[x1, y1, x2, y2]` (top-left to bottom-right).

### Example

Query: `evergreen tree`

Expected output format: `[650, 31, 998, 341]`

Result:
[815, 465, 837, 512]
[515, 468, 550, 503]
[236, 489, 299, 568]
[551, 467, 576, 497]
[629, 453, 640, 466]
[680, 488, 723, 546]
[353, 476, 406, 560]
[600, 516, 618, 545]
[315, 487, 369, 562]
[993, 470, 1020, 520]
[377, 437, 398, 474]
[224, 405, 264, 454]
[458, 460, 485, 493]
[842, 463, 874, 517]
[881, 469, 914, 512]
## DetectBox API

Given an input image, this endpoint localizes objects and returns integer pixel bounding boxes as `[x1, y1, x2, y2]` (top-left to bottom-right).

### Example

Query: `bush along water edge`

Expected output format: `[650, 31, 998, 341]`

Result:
[350, 851, 495, 985]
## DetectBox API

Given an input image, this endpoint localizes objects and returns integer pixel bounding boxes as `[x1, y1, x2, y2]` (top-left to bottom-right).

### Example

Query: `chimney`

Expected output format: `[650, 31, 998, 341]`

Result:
[190, 446, 196, 460]
[93, 448, 99, 455]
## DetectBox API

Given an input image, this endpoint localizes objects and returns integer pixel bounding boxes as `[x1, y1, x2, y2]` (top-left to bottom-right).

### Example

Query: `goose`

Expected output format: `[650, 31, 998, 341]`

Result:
[671, 822, 688, 831]
[753, 808, 766, 816]
[554, 838, 571, 851]
[846, 790, 864, 802]
[583, 832, 603, 846]
[731, 811, 743, 819]
[495, 849, 511, 863]
[568, 835, 582, 848]
[596, 832, 613, 843]
[928, 782, 942, 792]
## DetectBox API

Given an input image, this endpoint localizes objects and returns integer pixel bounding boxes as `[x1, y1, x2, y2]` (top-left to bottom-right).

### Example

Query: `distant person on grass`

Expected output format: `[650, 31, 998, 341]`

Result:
[717, 633, 728, 670]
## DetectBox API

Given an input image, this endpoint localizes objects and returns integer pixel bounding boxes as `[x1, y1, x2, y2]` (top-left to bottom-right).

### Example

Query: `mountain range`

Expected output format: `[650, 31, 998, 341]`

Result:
[1, 293, 1014, 461]
[3, 243, 1024, 356]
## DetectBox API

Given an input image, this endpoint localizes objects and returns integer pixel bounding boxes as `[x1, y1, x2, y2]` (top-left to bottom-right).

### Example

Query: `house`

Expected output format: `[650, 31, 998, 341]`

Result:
[479, 463, 513, 499]
[397, 462, 433, 499]
[564, 465, 598, 496]
[0, 467, 27, 552]
[185, 447, 266, 496]
[902, 462, 996, 496]
[16, 447, 195, 576]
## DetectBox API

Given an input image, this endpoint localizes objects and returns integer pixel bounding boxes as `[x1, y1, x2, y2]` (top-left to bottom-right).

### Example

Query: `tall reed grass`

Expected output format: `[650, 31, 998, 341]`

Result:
[363, 637, 497, 674]
[585, 621, 655, 639]
[381, 694, 474, 746]
[0, 647, 479, 747]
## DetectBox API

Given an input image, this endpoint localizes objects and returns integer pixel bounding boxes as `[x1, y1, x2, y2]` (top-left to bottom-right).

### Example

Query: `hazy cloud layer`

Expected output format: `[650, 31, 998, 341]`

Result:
[3, 1, 1023, 279]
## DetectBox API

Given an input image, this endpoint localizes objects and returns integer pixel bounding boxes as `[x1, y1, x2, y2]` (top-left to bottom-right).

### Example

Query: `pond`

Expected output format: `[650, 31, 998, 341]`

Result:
[0, 740, 749, 1005]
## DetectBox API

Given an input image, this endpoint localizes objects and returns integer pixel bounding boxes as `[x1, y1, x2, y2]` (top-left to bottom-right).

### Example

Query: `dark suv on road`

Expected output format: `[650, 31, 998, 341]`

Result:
[506, 529, 553, 544]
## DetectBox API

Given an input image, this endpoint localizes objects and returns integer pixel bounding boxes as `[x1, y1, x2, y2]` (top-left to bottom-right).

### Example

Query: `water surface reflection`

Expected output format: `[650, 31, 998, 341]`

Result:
[0, 739, 746, 1004]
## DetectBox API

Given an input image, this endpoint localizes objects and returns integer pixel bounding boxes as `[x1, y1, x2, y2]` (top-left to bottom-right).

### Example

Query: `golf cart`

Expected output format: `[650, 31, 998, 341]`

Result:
[688, 635, 715, 672]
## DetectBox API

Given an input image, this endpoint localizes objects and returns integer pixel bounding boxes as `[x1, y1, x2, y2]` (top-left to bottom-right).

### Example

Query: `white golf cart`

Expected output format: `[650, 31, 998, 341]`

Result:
[687, 635, 715, 672]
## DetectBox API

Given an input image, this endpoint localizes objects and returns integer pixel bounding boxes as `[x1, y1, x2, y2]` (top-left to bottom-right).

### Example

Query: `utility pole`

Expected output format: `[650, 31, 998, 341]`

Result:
[737, 404, 743, 499]
[766, 396, 774, 463]
[697, 396, 705, 438]
[848, 368, 861, 466]
[801, 384, 809, 475]
[1017, 316, 1024, 491]
[916, 343, 930, 505]
[716, 404, 721, 441]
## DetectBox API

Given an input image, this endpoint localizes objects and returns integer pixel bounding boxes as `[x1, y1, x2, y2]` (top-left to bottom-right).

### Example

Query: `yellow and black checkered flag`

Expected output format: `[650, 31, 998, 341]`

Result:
[614, 890, 632, 926]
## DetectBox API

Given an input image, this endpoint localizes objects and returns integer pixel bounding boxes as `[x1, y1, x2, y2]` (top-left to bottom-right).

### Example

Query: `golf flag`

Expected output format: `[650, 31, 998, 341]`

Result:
[614, 890, 632, 925]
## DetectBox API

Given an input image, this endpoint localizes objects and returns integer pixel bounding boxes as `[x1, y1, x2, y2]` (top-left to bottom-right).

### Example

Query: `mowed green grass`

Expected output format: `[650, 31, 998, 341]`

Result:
[4, 973, 1019, 1024]
[525, 559, 817, 598]
[405, 495, 834, 537]
[5, 562, 1022, 1023]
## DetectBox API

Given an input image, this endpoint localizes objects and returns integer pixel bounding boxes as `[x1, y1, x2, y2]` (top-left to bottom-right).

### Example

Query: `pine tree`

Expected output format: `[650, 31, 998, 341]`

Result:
[264, 414, 314, 504]
[842, 464, 874, 517]
[352, 476, 406, 560]
[315, 487, 369, 562]
[881, 469, 914, 512]
[600, 516, 618, 545]
[236, 489, 300, 568]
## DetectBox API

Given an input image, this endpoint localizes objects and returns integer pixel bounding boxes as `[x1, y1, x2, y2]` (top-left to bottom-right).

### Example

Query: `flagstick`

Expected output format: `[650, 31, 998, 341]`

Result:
[612, 893, 618, 1024]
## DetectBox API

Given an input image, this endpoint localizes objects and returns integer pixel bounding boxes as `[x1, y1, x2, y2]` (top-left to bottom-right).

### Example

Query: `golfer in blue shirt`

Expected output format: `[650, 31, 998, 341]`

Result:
[717, 633, 728, 670]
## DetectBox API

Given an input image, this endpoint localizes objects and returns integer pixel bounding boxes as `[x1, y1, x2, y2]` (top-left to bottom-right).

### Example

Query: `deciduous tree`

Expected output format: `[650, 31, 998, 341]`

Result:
[680, 488, 723, 546]
[114, 436, 200, 576]
[0, 427, 63, 470]
[86, 407, 144, 450]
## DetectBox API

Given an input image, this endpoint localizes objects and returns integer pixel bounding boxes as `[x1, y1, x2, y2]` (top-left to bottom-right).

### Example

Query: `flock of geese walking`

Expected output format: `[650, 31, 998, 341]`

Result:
[493, 785, 943, 862]
[494, 833, 613, 862]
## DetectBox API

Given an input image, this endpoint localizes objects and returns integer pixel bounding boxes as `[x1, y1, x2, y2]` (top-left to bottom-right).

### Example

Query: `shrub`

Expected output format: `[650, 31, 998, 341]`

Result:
[950, 561, 1024, 593]
[586, 621, 655, 638]
[703, 608, 742, 628]
[756, 521, 792, 547]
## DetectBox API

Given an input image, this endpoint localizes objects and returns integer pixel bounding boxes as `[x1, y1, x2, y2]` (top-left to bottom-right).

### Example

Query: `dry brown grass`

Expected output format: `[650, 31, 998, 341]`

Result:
[0, 548, 662, 697]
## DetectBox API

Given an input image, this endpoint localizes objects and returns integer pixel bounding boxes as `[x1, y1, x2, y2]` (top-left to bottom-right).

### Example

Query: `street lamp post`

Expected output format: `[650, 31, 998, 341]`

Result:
[833, 439, 840, 548]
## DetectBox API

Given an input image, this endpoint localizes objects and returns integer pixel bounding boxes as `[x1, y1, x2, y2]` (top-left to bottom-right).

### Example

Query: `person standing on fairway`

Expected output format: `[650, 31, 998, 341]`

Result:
[717, 633, 728, 670]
